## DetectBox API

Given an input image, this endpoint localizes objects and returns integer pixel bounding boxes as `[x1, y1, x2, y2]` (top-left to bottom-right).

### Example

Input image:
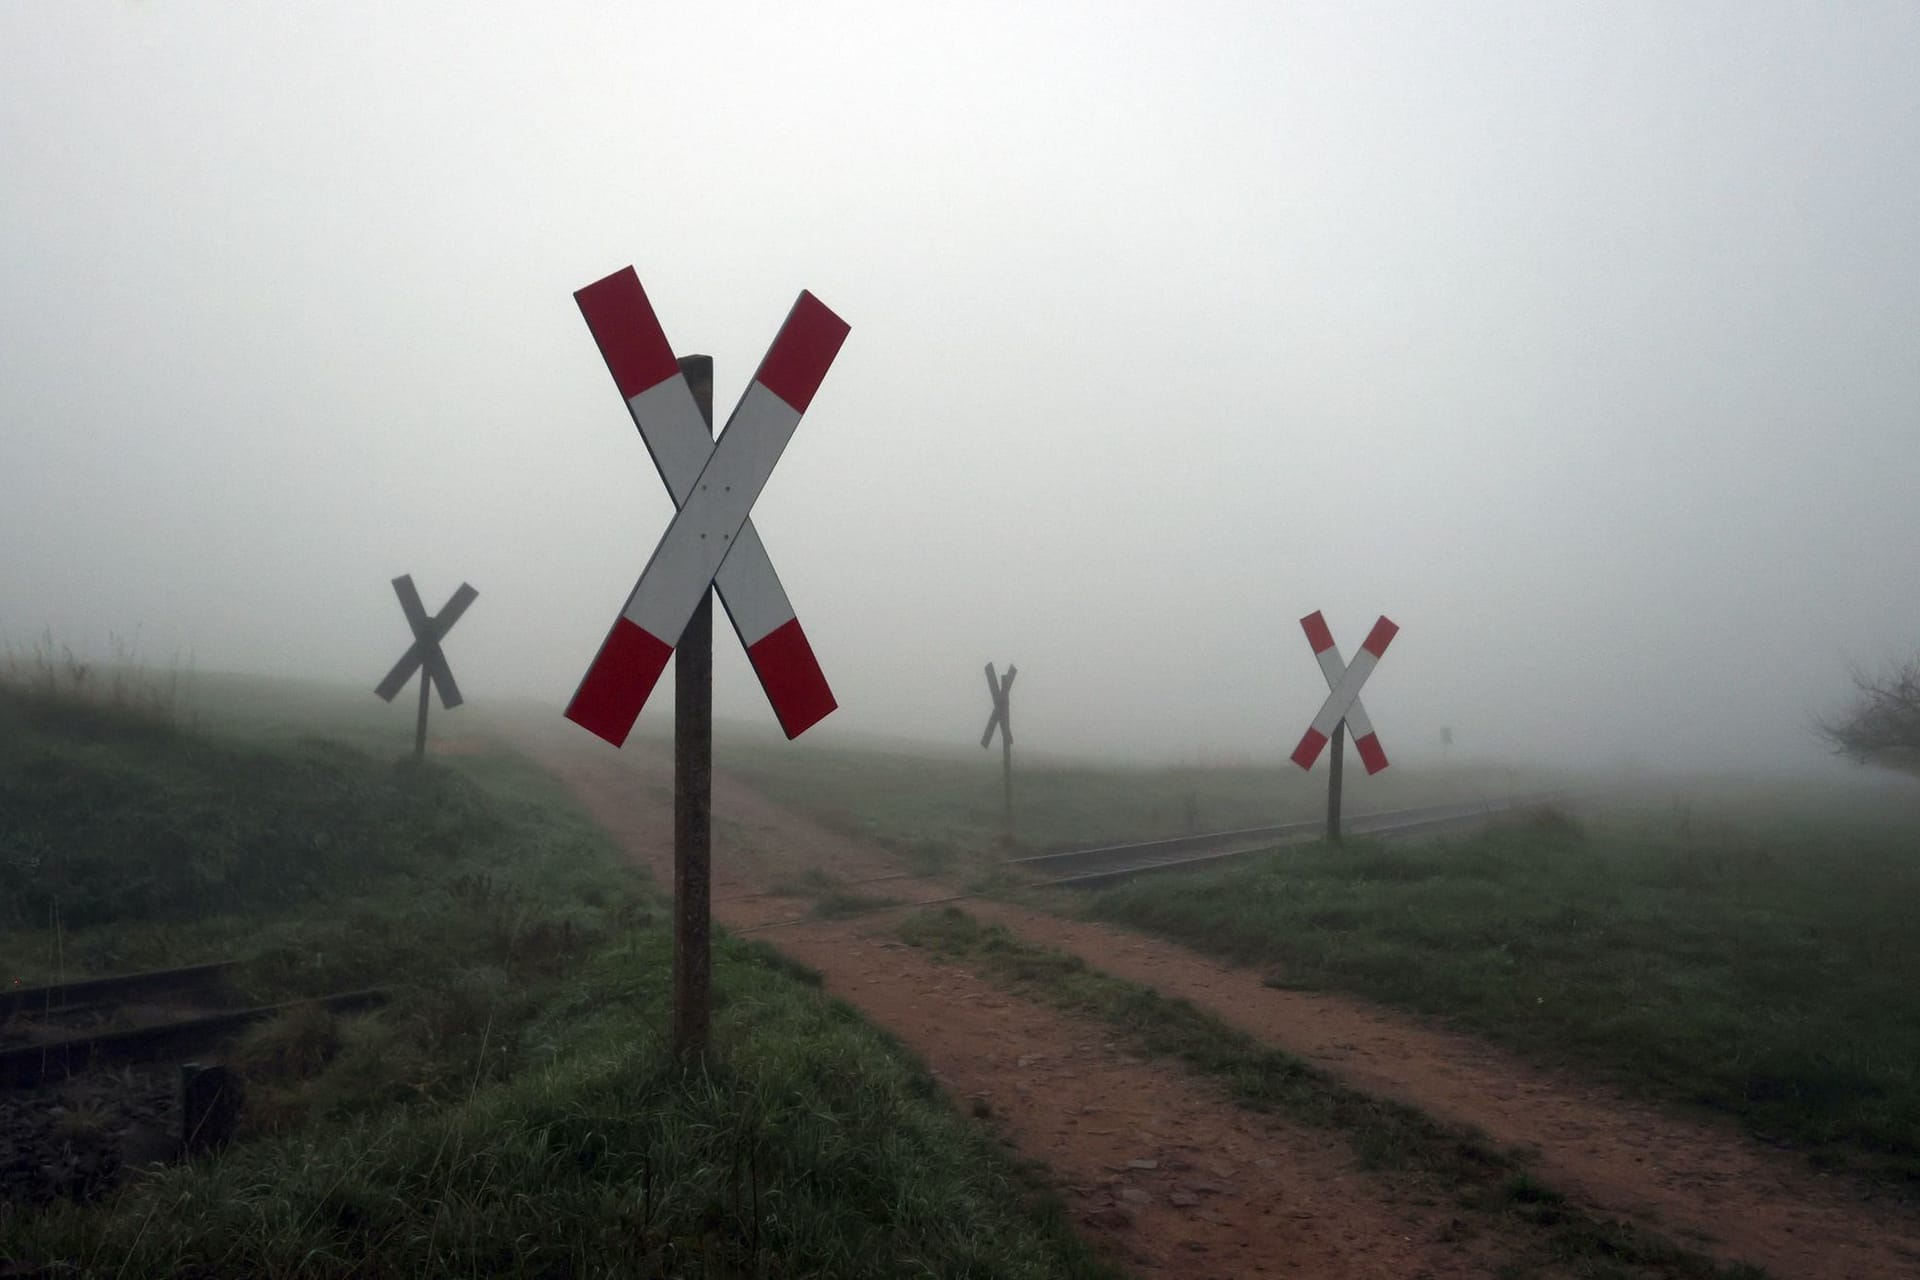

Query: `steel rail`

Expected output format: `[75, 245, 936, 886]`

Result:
[1023, 794, 1567, 889]
[0, 960, 238, 1022]
[0, 989, 389, 1089]
[735, 794, 1570, 933]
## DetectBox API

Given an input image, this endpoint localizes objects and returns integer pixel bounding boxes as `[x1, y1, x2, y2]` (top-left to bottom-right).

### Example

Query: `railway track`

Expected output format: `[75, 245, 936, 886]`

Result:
[1012, 793, 1565, 889]
[1, 961, 386, 1089]
[0, 960, 237, 1024]
[732, 792, 1573, 933]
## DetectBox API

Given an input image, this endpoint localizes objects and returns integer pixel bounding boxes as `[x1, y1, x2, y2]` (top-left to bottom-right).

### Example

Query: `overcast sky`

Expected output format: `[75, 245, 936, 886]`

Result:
[4, 1, 1917, 774]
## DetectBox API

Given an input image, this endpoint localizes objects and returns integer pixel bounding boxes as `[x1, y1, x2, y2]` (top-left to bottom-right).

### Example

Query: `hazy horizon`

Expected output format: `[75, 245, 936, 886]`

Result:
[6, 2, 1918, 778]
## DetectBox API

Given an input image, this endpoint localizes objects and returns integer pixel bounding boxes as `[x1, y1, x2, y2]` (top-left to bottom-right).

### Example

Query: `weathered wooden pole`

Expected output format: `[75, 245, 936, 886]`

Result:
[413, 663, 431, 762]
[673, 354, 715, 1059]
[1327, 718, 1346, 843]
[179, 1062, 243, 1154]
[1001, 719, 1014, 840]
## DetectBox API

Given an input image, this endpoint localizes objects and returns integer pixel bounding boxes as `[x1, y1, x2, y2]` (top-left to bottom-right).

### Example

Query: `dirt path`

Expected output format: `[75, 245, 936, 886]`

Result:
[519, 726, 1920, 1278]
[958, 901, 1920, 1279]
[769, 921, 1504, 1278]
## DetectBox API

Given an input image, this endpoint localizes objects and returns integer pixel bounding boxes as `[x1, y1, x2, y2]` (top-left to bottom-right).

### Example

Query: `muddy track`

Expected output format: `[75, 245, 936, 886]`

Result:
[518, 726, 1920, 1278]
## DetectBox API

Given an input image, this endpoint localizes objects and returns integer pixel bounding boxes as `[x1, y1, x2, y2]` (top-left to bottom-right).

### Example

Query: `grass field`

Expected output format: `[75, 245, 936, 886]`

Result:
[0, 674, 1118, 1278]
[1085, 794, 1920, 1190]
[707, 730, 1920, 1194]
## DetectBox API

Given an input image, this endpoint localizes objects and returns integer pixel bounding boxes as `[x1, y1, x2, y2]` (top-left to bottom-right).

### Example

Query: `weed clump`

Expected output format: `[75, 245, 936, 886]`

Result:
[230, 1004, 342, 1081]
[0, 632, 188, 742]
[1520, 804, 1586, 844]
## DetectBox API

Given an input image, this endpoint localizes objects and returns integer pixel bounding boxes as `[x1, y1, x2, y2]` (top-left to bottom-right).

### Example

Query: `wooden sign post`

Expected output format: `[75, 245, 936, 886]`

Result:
[982, 662, 1016, 842]
[673, 355, 715, 1057]
[1290, 611, 1399, 844]
[374, 575, 477, 761]
[562, 267, 850, 1058]
[1326, 719, 1346, 843]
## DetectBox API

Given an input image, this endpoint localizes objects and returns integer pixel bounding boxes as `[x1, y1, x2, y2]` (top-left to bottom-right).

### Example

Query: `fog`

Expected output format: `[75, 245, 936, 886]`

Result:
[4, 2, 1917, 774]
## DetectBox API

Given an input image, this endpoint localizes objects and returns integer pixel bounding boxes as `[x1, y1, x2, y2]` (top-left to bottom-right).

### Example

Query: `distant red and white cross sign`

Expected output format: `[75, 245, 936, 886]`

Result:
[1290, 611, 1399, 775]
[565, 267, 851, 747]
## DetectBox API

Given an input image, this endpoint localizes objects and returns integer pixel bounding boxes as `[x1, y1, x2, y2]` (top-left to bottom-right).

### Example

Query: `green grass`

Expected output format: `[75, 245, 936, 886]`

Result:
[0, 677, 1122, 1278]
[1085, 800, 1920, 1189]
[0, 690, 509, 933]
[710, 728, 1920, 1193]
[898, 906, 1760, 1280]
[7, 930, 1121, 1278]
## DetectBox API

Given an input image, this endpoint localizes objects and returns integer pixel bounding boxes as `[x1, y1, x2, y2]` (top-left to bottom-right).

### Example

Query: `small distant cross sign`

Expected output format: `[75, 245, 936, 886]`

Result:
[983, 662, 1017, 839]
[1291, 611, 1397, 775]
[375, 574, 477, 759]
[1290, 610, 1398, 844]
[981, 663, 1016, 750]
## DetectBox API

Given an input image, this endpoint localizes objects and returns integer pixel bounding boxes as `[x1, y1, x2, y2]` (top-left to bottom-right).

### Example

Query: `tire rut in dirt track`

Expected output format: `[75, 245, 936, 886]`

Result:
[517, 725, 1920, 1277]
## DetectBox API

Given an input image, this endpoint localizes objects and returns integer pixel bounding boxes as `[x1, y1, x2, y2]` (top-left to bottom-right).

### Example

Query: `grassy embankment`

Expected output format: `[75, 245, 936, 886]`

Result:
[0, 672, 1116, 1278]
[899, 906, 1762, 1280]
[1085, 796, 1920, 1191]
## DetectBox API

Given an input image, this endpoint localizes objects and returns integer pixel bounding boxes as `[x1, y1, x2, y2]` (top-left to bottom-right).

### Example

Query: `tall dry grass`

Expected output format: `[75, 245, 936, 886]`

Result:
[0, 628, 195, 734]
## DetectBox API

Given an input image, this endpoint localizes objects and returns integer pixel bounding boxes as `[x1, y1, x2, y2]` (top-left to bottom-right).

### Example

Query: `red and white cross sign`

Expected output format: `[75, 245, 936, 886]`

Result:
[565, 267, 850, 747]
[1290, 611, 1399, 775]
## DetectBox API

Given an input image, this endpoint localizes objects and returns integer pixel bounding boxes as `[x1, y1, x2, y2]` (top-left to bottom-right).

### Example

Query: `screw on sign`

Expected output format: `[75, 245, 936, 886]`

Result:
[982, 663, 1017, 841]
[374, 575, 477, 761]
[565, 266, 850, 1056]
[1290, 611, 1398, 842]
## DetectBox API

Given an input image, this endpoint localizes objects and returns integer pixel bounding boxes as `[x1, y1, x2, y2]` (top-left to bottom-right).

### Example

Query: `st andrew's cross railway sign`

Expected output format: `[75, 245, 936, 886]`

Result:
[981, 663, 1016, 751]
[564, 269, 851, 747]
[375, 574, 478, 760]
[982, 662, 1016, 838]
[1291, 611, 1398, 776]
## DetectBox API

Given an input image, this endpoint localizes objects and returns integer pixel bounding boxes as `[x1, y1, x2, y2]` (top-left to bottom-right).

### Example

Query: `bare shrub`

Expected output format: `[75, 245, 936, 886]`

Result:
[1818, 656, 1920, 773]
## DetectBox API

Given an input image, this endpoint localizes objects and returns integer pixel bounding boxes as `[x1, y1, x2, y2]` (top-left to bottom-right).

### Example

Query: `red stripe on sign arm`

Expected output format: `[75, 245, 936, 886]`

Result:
[746, 617, 838, 739]
[564, 617, 674, 746]
[574, 267, 681, 400]
[1362, 616, 1400, 658]
[754, 291, 851, 413]
[1299, 611, 1335, 654]
[1290, 727, 1328, 771]
[1354, 732, 1390, 775]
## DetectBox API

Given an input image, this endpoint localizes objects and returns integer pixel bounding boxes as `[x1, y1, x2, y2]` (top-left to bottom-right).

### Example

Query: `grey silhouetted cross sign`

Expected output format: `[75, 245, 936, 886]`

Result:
[982, 662, 1017, 839]
[981, 663, 1015, 749]
[375, 574, 477, 759]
